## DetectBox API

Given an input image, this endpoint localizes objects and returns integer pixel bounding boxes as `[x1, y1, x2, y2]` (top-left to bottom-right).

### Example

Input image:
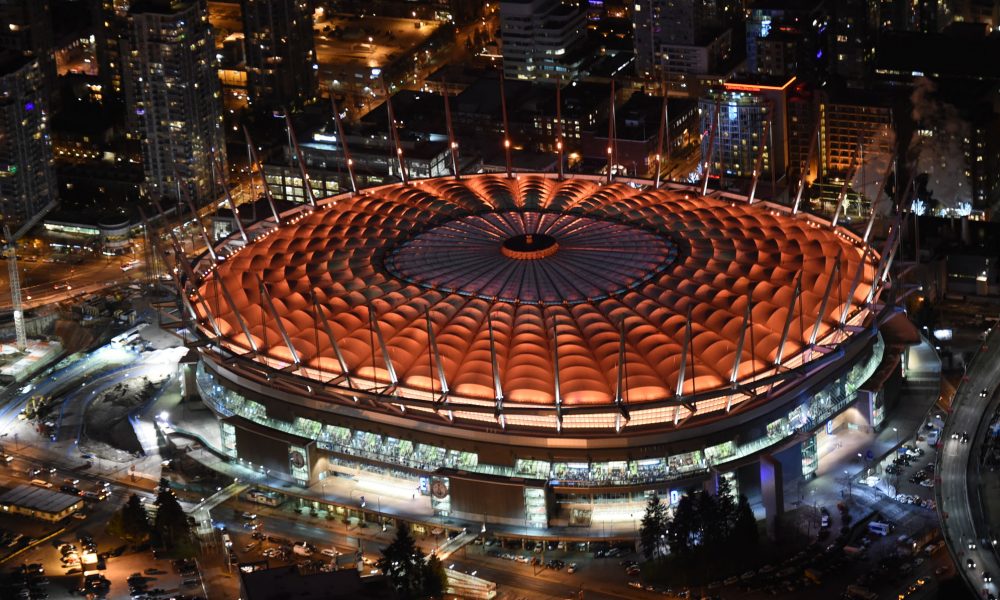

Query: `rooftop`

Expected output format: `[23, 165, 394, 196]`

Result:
[0, 484, 81, 515]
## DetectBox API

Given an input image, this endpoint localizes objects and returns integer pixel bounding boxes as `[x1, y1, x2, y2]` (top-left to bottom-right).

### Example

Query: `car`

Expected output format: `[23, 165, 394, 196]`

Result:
[934, 565, 951, 576]
[320, 548, 339, 557]
[986, 572, 994, 583]
[969, 541, 978, 550]
[626, 565, 641, 576]
[982, 388, 989, 398]
[567, 562, 577, 574]
[71, 512, 87, 520]
[968, 558, 977, 570]
[961, 431, 970, 444]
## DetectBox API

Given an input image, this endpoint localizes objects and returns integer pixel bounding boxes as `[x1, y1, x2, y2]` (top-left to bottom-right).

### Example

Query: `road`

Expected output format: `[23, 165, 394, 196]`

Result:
[215, 509, 641, 600]
[0, 257, 134, 311]
[937, 324, 1000, 598]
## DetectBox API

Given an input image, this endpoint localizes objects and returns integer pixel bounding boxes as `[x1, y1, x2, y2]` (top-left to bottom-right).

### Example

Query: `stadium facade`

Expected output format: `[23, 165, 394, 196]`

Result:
[186, 172, 892, 537]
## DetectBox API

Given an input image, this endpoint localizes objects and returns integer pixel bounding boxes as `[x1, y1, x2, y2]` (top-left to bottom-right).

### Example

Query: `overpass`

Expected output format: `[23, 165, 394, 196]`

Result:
[936, 323, 1000, 598]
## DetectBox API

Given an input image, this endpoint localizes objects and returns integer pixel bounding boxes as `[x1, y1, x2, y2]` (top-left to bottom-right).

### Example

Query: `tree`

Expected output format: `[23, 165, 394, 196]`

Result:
[731, 494, 759, 551]
[422, 553, 447, 599]
[696, 489, 721, 551]
[153, 479, 195, 557]
[110, 494, 151, 542]
[715, 476, 737, 534]
[639, 493, 668, 560]
[377, 522, 427, 599]
[667, 493, 696, 557]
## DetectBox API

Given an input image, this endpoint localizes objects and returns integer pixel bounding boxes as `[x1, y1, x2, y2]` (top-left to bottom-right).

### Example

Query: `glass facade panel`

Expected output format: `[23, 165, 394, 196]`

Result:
[196, 332, 883, 493]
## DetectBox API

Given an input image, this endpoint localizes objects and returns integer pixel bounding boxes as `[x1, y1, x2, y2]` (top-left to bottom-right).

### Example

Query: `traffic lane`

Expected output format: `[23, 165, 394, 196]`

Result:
[221, 514, 647, 600]
[0, 258, 128, 309]
[449, 552, 665, 600]
[938, 335, 1000, 595]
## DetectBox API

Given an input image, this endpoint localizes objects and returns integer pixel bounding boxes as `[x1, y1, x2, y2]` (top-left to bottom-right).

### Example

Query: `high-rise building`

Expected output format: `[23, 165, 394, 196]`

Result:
[0, 0, 55, 97]
[93, 0, 132, 100]
[0, 53, 57, 231]
[746, 0, 824, 79]
[699, 77, 794, 182]
[828, 0, 880, 84]
[499, 0, 586, 82]
[122, 0, 225, 205]
[957, 0, 999, 29]
[633, 0, 734, 83]
[818, 95, 893, 180]
[241, 0, 317, 111]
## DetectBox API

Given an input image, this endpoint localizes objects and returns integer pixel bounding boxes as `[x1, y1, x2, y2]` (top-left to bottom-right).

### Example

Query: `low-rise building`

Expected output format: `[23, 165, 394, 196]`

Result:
[0, 484, 83, 522]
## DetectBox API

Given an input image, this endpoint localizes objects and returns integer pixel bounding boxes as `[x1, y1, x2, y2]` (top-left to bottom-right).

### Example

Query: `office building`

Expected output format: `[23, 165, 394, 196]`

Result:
[0, 53, 57, 231]
[499, 0, 586, 81]
[122, 0, 225, 205]
[241, 0, 317, 111]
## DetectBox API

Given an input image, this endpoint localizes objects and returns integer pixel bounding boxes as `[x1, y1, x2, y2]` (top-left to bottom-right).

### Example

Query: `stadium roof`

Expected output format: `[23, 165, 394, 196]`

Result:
[194, 174, 877, 432]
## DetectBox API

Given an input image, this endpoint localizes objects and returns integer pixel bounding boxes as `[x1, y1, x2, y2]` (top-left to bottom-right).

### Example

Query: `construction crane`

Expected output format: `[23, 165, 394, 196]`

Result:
[2, 224, 26, 351]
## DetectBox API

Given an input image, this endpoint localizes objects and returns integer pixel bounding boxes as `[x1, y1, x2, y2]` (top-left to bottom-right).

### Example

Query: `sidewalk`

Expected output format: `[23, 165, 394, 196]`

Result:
[784, 335, 942, 538]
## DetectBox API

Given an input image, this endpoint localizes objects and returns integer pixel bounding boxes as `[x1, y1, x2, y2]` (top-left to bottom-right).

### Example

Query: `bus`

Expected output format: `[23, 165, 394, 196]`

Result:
[243, 488, 283, 507]
[868, 521, 892, 536]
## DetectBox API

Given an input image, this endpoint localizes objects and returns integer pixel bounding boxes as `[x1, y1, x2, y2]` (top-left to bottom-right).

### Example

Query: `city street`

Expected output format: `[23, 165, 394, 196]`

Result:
[937, 323, 1000, 598]
[0, 257, 135, 311]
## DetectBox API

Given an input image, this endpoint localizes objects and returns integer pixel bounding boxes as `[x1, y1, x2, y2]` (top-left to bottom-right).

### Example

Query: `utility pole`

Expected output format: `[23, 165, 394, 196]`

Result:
[3, 224, 26, 351]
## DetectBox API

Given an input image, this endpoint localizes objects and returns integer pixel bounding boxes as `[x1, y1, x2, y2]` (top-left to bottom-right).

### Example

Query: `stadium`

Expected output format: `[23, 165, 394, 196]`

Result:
[188, 172, 890, 536]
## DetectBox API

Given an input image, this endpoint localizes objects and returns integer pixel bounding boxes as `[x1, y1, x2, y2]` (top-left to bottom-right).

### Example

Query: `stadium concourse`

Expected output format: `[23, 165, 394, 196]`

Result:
[173, 172, 915, 539]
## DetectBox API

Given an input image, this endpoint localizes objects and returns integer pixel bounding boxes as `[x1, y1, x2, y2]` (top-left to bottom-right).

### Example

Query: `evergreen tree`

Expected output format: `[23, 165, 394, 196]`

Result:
[667, 493, 696, 556]
[117, 494, 151, 542]
[639, 493, 668, 560]
[732, 494, 759, 551]
[696, 489, 722, 551]
[422, 553, 447, 599]
[715, 475, 737, 535]
[153, 480, 194, 557]
[377, 522, 427, 599]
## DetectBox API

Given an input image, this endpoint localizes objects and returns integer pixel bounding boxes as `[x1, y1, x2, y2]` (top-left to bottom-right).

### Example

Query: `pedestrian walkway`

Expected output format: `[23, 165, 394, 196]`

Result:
[785, 335, 942, 538]
[437, 530, 478, 558]
[191, 481, 248, 535]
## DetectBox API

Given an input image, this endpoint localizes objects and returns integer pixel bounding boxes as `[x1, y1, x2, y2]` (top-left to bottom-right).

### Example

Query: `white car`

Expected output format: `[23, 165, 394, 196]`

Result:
[320, 548, 340, 558]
